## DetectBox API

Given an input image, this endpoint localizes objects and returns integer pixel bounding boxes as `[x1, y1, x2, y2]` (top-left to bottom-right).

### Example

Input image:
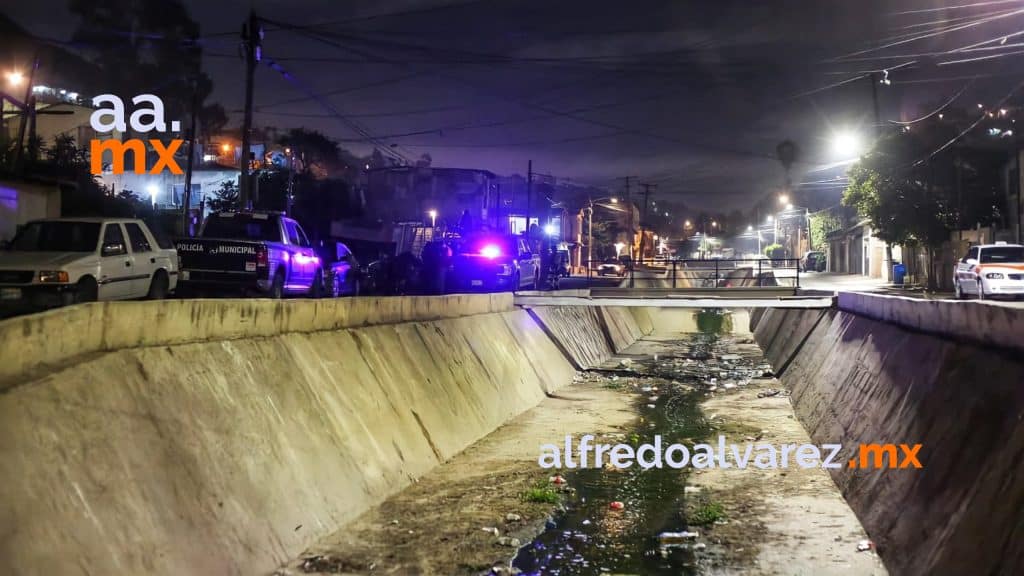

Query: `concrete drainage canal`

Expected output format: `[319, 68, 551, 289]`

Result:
[283, 308, 883, 576]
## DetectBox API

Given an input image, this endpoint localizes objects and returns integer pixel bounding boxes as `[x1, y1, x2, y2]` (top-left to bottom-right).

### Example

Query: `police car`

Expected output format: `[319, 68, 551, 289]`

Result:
[954, 242, 1024, 300]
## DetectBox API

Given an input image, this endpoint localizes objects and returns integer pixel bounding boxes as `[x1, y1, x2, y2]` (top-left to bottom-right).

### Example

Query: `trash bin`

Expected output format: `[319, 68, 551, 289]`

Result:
[892, 263, 906, 285]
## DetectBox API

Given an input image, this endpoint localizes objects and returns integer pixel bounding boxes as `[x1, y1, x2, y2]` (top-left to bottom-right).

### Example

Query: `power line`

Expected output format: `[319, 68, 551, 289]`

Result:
[261, 55, 411, 163]
[268, 22, 785, 163]
[914, 79, 1024, 166]
[830, 7, 1024, 61]
[889, 78, 975, 125]
[889, 0, 1024, 16]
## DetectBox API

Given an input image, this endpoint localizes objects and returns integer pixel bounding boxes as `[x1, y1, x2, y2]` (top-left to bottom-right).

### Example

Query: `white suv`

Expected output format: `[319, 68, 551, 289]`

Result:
[0, 218, 178, 311]
[954, 242, 1024, 300]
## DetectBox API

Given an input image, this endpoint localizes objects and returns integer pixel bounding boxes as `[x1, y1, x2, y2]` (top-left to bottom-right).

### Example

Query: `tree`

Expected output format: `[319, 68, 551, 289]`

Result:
[68, 0, 214, 124]
[208, 181, 240, 212]
[198, 102, 228, 144]
[842, 125, 974, 289]
[278, 128, 342, 178]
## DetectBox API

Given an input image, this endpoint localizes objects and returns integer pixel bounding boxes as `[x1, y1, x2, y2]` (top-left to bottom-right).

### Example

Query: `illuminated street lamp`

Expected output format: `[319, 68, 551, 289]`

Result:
[786, 203, 794, 211]
[428, 209, 437, 228]
[614, 242, 626, 257]
[778, 194, 789, 206]
[5, 70, 24, 87]
[830, 129, 864, 159]
[609, 197, 618, 204]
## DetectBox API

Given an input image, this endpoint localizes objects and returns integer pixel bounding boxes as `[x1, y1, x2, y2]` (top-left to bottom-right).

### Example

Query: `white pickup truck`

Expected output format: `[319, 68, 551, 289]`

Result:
[0, 217, 178, 313]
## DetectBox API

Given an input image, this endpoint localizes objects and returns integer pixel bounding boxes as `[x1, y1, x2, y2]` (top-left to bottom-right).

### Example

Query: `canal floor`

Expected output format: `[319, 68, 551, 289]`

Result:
[280, 310, 885, 576]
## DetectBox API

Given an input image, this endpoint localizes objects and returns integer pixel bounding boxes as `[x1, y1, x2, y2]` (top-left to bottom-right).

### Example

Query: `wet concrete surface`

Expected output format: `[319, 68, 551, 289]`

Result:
[281, 309, 885, 576]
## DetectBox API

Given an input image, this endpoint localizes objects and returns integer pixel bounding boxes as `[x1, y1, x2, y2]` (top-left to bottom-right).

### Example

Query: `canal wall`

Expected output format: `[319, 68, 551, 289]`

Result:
[0, 295, 615, 576]
[752, 294, 1024, 576]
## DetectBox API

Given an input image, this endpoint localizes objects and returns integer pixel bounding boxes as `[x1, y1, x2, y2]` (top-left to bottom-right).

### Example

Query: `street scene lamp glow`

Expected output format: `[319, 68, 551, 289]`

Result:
[5, 70, 24, 87]
[830, 130, 863, 159]
[786, 203, 794, 210]
[684, 220, 692, 227]
[609, 197, 618, 203]
[544, 223, 557, 237]
[766, 215, 774, 223]
[428, 209, 437, 227]
[778, 194, 789, 205]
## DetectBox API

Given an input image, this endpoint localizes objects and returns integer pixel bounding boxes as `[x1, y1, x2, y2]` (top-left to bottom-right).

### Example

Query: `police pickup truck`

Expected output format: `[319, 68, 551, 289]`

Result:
[175, 211, 324, 298]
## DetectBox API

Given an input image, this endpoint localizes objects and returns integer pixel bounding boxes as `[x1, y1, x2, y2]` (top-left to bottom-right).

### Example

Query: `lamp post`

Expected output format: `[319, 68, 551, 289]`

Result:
[428, 209, 437, 228]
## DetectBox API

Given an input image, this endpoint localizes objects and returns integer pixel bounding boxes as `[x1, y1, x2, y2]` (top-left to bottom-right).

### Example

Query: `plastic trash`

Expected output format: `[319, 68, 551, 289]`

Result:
[609, 501, 625, 510]
[482, 526, 500, 536]
[658, 531, 699, 543]
[505, 513, 522, 523]
[550, 475, 567, 485]
[857, 539, 873, 552]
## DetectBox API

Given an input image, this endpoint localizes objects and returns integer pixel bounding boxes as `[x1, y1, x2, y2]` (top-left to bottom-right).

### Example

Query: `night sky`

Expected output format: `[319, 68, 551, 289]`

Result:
[5, 0, 1024, 210]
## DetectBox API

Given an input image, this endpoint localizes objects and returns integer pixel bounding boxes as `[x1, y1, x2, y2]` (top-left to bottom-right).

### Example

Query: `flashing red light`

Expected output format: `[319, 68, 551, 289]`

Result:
[481, 244, 501, 259]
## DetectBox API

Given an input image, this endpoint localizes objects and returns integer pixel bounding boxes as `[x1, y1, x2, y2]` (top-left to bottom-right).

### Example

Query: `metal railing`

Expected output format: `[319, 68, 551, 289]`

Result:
[579, 258, 801, 289]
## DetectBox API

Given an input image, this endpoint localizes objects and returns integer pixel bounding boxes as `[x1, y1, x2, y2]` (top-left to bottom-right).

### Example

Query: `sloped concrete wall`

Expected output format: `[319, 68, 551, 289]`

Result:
[0, 301, 572, 576]
[0, 294, 511, 392]
[526, 305, 616, 369]
[598, 306, 646, 352]
[754, 304, 1024, 576]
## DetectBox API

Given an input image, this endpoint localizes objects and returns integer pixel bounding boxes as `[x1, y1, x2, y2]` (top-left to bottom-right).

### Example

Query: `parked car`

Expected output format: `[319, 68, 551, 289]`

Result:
[597, 257, 626, 277]
[318, 241, 361, 297]
[175, 211, 323, 298]
[365, 252, 422, 295]
[954, 242, 1024, 300]
[801, 251, 826, 272]
[451, 233, 540, 291]
[0, 217, 178, 313]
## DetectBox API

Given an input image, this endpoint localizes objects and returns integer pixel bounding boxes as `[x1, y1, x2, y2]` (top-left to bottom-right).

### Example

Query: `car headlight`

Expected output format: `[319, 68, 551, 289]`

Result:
[38, 270, 69, 283]
[985, 273, 1004, 279]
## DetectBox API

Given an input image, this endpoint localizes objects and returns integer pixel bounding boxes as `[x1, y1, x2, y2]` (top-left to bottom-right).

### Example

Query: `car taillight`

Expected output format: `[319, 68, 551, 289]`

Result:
[256, 247, 268, 268]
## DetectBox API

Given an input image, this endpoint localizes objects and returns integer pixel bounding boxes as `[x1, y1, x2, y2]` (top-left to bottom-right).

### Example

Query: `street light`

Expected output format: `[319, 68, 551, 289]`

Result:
[428, 209, 437, 228]
[609, 197, 618, 203]
[830, 129, 864, 159]
[5, 70, 24, 87]
[786, 203, 794, 211]
[778, 194, 789, 205]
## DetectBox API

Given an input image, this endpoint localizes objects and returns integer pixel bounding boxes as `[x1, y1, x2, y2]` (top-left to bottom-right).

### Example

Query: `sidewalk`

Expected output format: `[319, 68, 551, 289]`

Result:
[799, 272, 888, 293]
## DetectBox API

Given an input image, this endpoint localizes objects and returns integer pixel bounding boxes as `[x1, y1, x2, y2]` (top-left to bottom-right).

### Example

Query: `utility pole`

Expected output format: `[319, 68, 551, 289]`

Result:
[239, 12, 261, 209]
[13, 55, 39, 175]
[181, 86, 198, 236]
[624, 176, 633, 261]
[869, 72, 881, 137]
[525, 160, 533, 236]
[639, 183, 654, 261]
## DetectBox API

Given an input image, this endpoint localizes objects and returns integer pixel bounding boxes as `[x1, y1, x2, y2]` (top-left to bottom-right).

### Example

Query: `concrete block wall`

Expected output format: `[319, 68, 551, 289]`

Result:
[754, 298, 1024, 576]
